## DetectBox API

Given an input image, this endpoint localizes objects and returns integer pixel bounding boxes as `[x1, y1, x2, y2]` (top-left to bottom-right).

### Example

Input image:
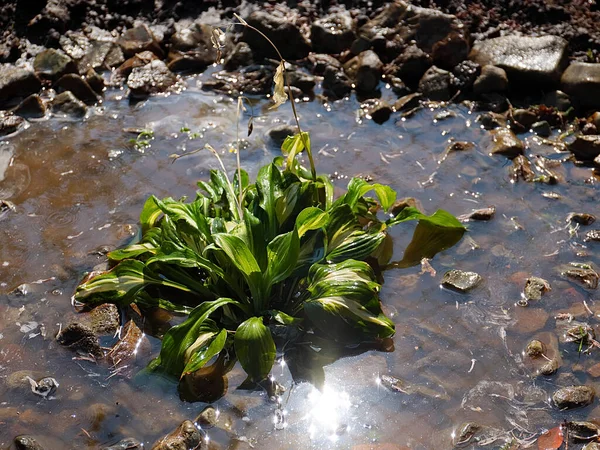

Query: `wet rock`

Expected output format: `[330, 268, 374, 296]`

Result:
[539, 358, 559, 376]
[543, 90, 571, 112]
[488, 128, 524, 159]
[411, 6, 461, 53]
[553, 386, 595, 410]
[441, 269, 482, 292]
[361, 99, 392, 124]
[14, 435, 45, 450]
[55, 74, 99, 105]
[150, 420, 201, 450]
[567, 212, 596, 226]
[583, 443, 600, 450]
[118, 24, 163, 58]
[512, 108, 537, 129]
[532, 121, 551, 137]
[267, 125, 295, 148]
[475, 111, 506, 130]
[127, 60, 178, 99]
[106, 320, 149, 378]
[561, 62, 600, 109]
[561, 263, 599, 289]
[513, 308, 549, 334]
[5, 370, 46, 390]
[568, 134, 600, 161]
[311, 11, 355, 54]
[167, 50, 214, 73]
[0, 112, 26, 137]
[390, 197, 423, 216]
[101, 438, 142, 450]
[195, 405, 218, 428]
[452, 60, 480, 92]
[568, 421, 600, 441]
[33, 48, 76, 81]
[432, 32, 469, 70]
[166, 22, 216, 74]
[394, 93, 422, 113]
[309, 53, 342, 75]
[472, 65, 508, 95]
[523, 277, 551, 302]
[418, 65, 453, 101]
[391, 44, 432, 86]
[51, 91, 87, 118]
[0, 65, 42, 107]
[469, 35, 568, 85]
[223, 42, 253, 71]
[286, 69, 316, 96]
[526, 339, 545, 357]
[446, 141, 475, 152]
[13, 94, 46, 119]
[56, 322, 102, 357]
[379, 374, 448, 400]
[85, 69, 105, 95]
[322, 66, 352, 99]
[0, 199, 16, 220]
[343, 50, 383, 94]
[458, 206, 495, 222]
[115, 51, 158, 80]
[27, 376, 59, 398]
[243, 10, 310, 61]
[584, 230, 600, 242]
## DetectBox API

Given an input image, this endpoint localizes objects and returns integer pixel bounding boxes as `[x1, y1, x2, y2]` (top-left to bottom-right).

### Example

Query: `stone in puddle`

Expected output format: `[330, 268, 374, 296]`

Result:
[150, 420, 201, 450]
[458, 206, 495, 222]
[568, 134, 600, 161]
[14, 435, 45, 450]
[195, 405, 218, 428]
[488, 127, 524, 159]
[441, 269, 482, 292]
[584, 230, 600, 242]
[525, 339, 545, 357]
[561, 62, 600, 109]
[567, 212, 596, 226]
[523, 277, 551, 302]
[51, 91, 87, 118]
[469, 35, 568, 85]
[552, 385, 595, 410]
[13, 94, 46, 119]
[101, 438, 142, 450]
[568, 421, 600, 441]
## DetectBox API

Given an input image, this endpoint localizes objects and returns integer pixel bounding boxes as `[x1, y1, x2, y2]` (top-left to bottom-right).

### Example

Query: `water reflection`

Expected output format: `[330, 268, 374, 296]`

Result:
[305, 385, 352, 442]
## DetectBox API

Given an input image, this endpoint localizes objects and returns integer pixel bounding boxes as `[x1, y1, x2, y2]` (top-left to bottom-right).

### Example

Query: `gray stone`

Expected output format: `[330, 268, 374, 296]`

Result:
[243, 10, 311, 61]
[33, 48, 76, 80]
[561, 62, 600, 108]
[473, 65, 508, 94]
[361, 99, 392, 124]
[432, 31, 469, 70]
[322, 66, 352, 99]
[223, 42, 253, 71]
[14, 435, 45, 450]
[0, 112, 26, 137]
[488, 127, 524, 159]
[13, 94, 46, 119]
[532, 121, 551, 137]
[392, 44, 432, 85]
[568, 134, 600, 161]
[411, 6, 460, 52]
[127, 60, 178, 99]
[512, 109, 537, 129]
[0, 65, 42, 106]
[150, 420, 201, 450]
[55, 74, 99, 105]
[470, 35, 568, 85]
[51, 91, 87, 118]
[195, 405, 218, 428]
[442, 269, 482, 292]
[85, 69, 105, 95]
[311, 11, 355, 54]
[452, 60, 480, 92]
[418, 65, 453, 101]
[552, 385, 595, 410]
[343, 50, 383, 93]
[118, 24, 163, 58]
[60, 29, 124, 73]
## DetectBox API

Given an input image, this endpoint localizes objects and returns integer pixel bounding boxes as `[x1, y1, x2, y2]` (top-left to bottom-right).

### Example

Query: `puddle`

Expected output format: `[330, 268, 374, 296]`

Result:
[1, 72, 599, 449]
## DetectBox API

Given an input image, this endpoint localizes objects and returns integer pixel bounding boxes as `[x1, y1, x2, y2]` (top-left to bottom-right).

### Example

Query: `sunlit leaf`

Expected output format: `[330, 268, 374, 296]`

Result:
[234, 317, 276, 381]
[281, 132, 311, 172]
[537, 426, 563, 450]
[183, 328, 228, 376]
[296, 207, 329, 238]
[270, 61, 287, 110]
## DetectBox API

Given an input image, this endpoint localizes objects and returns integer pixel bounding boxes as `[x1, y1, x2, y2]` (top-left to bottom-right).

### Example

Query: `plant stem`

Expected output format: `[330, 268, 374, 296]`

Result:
[236, 96, 244, 208]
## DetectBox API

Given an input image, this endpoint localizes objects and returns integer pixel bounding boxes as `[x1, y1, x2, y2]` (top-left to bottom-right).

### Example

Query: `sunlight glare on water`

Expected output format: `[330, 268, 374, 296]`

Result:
[305, 384, 352, 442]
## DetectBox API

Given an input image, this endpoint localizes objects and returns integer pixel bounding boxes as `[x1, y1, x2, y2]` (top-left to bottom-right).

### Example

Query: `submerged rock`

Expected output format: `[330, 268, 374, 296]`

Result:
[525, 340, 545, 357]
[488, 128, 524, 159]
[56, 322, 102, 357]
[101, 438, 142, 450]
[14, 435, 45, 450]
[442, 269, 482, 292]
[510, 155, 535, 182]
[584, 443, 600, 450]
[51, 91, 87, 118]
[552, 385, 595, 410]
[452, 422, 481, 447]
[523, 277, 551, 302]
[458, 206, 495, 222]
[469, 35, 568, 85]
[567, 421, 600, 441]
[150, 420, 201, 450]
[55, 74, 100, 105]
[584, 230, 600, 242]
[561, 62, 600, 108]
[195, 405, 218, 428]
[567, 212, 596, 226]
[532, 120, 551, 137]
[361, 99, 392, 124]
[0, 112, 26, 137]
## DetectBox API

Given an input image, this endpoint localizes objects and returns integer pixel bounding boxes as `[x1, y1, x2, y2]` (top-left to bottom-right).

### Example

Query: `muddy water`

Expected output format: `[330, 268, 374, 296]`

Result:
[0, 73, 599, 450]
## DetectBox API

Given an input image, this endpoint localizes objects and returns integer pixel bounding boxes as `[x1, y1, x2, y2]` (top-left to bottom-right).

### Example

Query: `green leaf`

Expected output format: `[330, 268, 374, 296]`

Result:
[234, 317, 276, 382]
[282, 132, 310, 171]
[336, 178, 397, 213]
[387, 207, 465, 229]
[326, 229, 386, 263]
[153, 298, 240, 377]
[183, 328, 228, 376]
[269, 310, 303, 326]
[140, 196, 162, 232]
[264, 230, 300, 289]
[74, 259, 192, 307]
[256, 163, 284, 240]
[108, 228, 161, 261]
[296, 207, 329, 238]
